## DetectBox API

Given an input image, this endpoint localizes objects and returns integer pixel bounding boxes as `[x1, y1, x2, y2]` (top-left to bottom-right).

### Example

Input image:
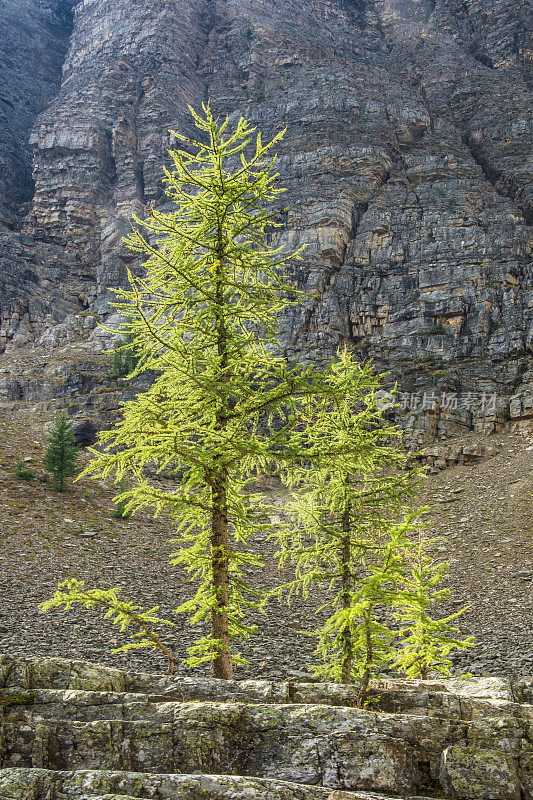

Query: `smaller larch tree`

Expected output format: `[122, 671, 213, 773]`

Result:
[391, 537, 475, 679]
[276, 351, 426, 703]
[44, 412, 79, 492]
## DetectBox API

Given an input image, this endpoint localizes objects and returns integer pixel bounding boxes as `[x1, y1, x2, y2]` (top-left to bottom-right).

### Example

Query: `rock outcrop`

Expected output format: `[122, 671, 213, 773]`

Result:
[0, 0, 531, 435]
[0, 0, 75, 230]
[0, 654, 532, 799]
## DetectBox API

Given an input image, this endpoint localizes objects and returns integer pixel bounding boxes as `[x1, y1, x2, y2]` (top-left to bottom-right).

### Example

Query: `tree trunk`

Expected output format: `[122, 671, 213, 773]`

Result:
[211, 472, 233, 679]
[340, 503, 352, 683]
[211, 244, 233, 679]
[356, 611, 373, 706]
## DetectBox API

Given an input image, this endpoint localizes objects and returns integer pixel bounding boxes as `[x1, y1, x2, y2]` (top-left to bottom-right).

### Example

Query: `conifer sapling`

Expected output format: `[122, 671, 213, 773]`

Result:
[276, 351, 424, 703]
[15, 459, 35, 481]
[44, 412, 79, 492]
[111, 317, 137, 378]
[112, 476, 133, 518]
[391, 537, 475, 679]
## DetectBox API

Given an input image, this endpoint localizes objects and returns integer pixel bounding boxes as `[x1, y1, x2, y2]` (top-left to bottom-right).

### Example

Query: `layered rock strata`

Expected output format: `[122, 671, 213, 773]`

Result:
[0, 0, 530, 433]
[0, 654, 532, 799]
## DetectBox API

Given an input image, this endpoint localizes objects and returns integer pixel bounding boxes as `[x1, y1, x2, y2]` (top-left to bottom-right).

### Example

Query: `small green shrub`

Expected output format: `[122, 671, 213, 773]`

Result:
[15, 460, 35, 481]
[1, 691, 38, 711]
[110, 317, 137, 378]
[418, 321, 451, 336]
[111, 345, 136, 378]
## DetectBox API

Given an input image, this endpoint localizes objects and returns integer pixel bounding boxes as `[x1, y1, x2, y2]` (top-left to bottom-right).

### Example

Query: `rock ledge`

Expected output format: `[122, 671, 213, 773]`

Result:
[0, 654, 531, 799]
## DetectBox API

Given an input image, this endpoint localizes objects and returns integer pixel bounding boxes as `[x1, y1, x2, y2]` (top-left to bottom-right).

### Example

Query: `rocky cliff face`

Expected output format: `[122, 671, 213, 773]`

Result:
[0, 0, 75, 230]
[0, 0, 531, 434]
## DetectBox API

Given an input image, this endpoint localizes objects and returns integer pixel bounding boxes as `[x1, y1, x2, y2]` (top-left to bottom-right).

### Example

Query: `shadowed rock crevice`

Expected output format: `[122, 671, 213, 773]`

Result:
[461, 134, 533, 227]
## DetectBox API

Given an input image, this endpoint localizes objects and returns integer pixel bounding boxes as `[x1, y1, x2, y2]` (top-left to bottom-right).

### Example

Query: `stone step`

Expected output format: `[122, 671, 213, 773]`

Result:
[2, 685, 501, 726]
[3, 684, 531, 732]
[0, 701, 467, 795]
[2, 655, 530, 721]
[3, 689, 528, 752]
[0, 768, 444, 800]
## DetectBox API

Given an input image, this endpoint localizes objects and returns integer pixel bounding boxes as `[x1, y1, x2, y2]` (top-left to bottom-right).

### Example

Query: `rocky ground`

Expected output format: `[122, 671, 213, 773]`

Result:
[0, 404, 531, 682]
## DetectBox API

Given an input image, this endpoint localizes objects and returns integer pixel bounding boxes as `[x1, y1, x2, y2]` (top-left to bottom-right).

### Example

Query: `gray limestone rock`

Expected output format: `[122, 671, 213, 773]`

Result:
[0, 655, 532, 798]
[0, 769, 370, 800]
[0, 1, 74, 229]
[439, 746, 522, 800]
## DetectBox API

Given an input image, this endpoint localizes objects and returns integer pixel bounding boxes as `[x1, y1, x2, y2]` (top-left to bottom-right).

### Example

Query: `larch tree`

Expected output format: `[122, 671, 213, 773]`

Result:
[40, 106, 470, 685]
[391, 537, 475, 679]
[276, 351, 425, 703]
[70, 105, 335, 679]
